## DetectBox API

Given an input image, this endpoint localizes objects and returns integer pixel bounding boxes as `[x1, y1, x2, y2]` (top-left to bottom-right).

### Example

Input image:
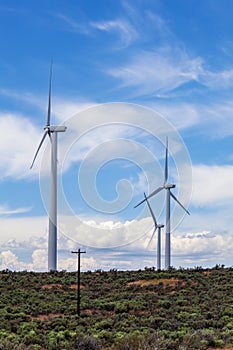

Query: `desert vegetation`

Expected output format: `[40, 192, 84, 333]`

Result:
[0, 265, 233, 349]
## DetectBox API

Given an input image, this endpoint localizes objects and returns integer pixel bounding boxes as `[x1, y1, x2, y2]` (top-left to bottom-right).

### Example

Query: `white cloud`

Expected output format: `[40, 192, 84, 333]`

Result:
[0, 95, 97, 179]
[0, 251, 30, 271]
[0, 88, 44, 109]
[197, 100, 233, 138]
[131, 171, 150, 196]
[151, 102, 200, 130]
[173, 230, 232, 255]
[54, 13, 90, 35]
[149, 97, 233, 138]
[108, 49, 204, 95]
[0, 221, 232, 271]
[0, 216, 47, 243]
[0, 205, 31, 216]
[202, 69, 233, 90]
[31, 249, 47, 270]
[191, 164, 233, 207]
[171, 230, 233, 267]
[90, 19, 138, 48]
[58, 255, 97, 271]
[53, 98, 95, 122]
[0, 113, 48, 179]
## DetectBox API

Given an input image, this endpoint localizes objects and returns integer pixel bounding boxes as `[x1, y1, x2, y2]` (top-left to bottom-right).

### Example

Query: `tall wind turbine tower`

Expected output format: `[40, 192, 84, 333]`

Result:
[144, 193, 164, 270]
[30, 63, 67, 271]
[135, 138, 190, 270]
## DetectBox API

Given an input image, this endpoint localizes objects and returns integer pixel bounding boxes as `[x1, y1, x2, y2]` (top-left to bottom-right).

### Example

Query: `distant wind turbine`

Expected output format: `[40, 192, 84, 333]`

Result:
[135, 138, 190, 270]
[30, 62, 67, 271]
[144, 193, 164, 270]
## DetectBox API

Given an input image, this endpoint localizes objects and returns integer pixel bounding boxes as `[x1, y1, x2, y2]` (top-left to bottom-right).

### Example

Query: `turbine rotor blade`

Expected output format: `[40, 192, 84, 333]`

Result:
[134, 197, 147, 208]
[144, 193, 157, 228]
[170, 191, 190, 215]
[147, 228, 157, 249]
[134, 186, 164, 208]
[46, 61, 53, 128]
[164, 136, 168, 184]
[147, 186, 164, 200]
[30, 130, 48, 169]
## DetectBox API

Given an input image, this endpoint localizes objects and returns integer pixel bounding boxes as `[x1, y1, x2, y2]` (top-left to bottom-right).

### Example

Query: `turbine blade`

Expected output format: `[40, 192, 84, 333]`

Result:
[147, 186, 164, 200]
[144, 193, 157, 228]
[134, 186, 164, 208]
[164, 136, 168, 184]
[147, 228, 157, 249]
[30, 131, 48, 169]
[134, 197, 147, 208]
[46, 61, 53, 128]
[170, 191, 190, 215]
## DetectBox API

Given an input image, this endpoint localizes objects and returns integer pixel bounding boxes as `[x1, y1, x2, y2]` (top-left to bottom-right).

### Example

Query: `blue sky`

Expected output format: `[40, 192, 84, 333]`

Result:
[1, 0, 233, 271]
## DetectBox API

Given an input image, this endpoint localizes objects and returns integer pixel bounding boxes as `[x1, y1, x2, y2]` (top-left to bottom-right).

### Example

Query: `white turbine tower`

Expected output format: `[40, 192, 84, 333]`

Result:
[135, 138, 190, 270]
[144, 193, 164, 270]
[30, 63, 67, 271]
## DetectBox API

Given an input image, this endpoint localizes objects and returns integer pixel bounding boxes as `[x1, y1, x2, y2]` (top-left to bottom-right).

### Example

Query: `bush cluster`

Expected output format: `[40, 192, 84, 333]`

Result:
[0, 266, 233, 349]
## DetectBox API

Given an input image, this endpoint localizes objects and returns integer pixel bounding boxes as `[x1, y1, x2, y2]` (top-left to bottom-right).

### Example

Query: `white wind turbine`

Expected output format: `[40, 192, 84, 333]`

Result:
[30, 63, 67, 271]
[144, 193, 164, 270]
[135, 138, 190, 270]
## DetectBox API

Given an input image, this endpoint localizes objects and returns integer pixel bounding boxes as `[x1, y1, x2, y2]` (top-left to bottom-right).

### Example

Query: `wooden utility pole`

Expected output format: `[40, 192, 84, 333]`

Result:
[71, 249, 86, 316]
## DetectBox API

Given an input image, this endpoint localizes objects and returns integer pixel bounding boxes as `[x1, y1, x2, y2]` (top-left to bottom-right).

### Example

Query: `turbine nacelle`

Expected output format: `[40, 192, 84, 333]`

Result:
[45, 125, 67, 133]
[164, 183, 175, 189]
[157, 224, 164, 229]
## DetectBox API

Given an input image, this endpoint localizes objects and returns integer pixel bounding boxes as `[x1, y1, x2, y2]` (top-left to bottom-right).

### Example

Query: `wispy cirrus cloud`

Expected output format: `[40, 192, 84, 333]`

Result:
[90, 19, 138, 48]
[53, 13, 90, 34]
[201, 69, 233, 90]
[0, 205, 31, 216]
[0, 88, 44, 109]
[150, 98, 233, 137]
[108, 48, 204, 96]
[54, 9, 139, 48]
[108, 46, 233, 102]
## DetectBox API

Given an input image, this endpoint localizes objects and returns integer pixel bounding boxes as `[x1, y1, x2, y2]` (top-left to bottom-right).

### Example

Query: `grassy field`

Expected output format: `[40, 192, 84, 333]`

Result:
[0, 265, 233, 349]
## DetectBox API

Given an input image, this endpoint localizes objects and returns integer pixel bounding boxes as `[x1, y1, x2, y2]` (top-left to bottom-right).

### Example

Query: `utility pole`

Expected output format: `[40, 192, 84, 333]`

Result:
[71, 249, 86, 316]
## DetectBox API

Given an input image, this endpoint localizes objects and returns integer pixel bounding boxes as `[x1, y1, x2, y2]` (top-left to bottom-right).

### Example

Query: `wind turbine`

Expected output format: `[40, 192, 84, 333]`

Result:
[135, 138, 190, 270]
[30, 62, 67, 271]
[144, 193, 164, 270]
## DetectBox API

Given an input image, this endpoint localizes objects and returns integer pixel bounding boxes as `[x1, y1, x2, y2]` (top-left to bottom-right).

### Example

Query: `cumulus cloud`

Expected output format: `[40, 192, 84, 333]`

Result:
[31, 249, 47, 270]
[171, 230, 233, 267]
[0, 222, 232, 271]
[0, 251, 30, 271]
[173, 230, 232, 255]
